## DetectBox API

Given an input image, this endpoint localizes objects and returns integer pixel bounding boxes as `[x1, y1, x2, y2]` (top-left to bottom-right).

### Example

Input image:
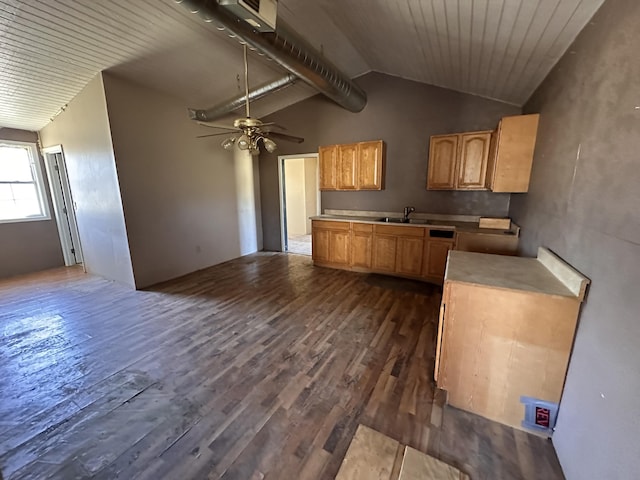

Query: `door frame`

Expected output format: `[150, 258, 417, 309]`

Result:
[277, 153, 320, 252]
[42, 145, 84, 267]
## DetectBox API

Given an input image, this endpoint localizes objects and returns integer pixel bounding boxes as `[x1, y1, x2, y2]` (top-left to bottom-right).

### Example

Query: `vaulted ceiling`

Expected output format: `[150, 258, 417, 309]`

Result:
[0, 0, 606, 131]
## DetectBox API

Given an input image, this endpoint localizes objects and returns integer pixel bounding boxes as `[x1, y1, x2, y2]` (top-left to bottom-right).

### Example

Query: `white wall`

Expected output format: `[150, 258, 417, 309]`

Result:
[284, 157, 318, 236]
[40, 74, 135, 287]
[284, 159, 307, 236]
[234, 148, 263, 255]
[303, 157, 318, 233]
[101, 72, 262, 288]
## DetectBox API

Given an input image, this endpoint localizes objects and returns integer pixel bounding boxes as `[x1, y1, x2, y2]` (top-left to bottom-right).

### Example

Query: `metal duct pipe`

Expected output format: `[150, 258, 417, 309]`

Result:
[189, 73, 297, 122]
[175, 0, 367, 113]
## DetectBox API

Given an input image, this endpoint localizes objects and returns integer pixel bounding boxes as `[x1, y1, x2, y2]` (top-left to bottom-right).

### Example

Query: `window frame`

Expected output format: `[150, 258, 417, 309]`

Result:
[0, 140, 52, 224]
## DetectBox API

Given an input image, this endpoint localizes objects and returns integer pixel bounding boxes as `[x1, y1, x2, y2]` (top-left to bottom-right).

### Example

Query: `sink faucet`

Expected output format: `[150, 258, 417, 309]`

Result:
[403, 206, 415, 222]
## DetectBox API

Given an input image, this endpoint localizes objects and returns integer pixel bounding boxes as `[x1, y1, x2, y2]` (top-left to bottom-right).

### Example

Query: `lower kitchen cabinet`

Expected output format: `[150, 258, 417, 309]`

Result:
[423, 237, 454, 281]
[456, 230, 518, 255]
[373, 225, 425, 276]
[312, 220, 350, 267]
[312, 219, 518, 284]
[351, 223, 373, 269]
[372, 234, 398, 272]
[312, 228, 331, 263]
[395, 234, 424, 276]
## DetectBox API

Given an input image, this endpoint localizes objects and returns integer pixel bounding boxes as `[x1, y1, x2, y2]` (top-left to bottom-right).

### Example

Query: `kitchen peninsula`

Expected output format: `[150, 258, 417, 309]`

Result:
[436, 248, 590, 434]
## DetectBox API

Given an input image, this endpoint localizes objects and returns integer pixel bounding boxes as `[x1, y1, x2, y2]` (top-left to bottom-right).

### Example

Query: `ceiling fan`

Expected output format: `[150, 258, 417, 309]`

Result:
[197, 44, 304, 155]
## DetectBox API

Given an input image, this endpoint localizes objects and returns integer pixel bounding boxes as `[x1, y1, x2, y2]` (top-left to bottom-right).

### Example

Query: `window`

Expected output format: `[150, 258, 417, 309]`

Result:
[0, 141, 50, 223]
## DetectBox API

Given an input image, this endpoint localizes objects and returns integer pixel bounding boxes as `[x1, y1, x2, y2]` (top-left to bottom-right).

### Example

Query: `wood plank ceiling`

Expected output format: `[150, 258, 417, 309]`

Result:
[0, 0, 605, 132]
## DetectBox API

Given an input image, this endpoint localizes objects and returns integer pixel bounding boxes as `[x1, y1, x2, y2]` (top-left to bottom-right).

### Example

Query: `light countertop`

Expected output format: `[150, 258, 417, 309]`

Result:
[445, 250, 579, 298]
[310, 210, 519, 236]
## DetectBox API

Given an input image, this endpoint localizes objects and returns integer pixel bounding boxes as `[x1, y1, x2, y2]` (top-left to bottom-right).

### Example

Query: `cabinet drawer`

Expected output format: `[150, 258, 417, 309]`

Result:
[352, 222, 373, 233]
[374, 225, 425, 237]
[312, 220, 350, 231]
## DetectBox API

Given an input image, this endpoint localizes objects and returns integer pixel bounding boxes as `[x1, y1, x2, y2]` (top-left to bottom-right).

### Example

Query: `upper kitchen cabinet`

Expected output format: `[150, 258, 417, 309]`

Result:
[427, 114, 539, 193]
[357, 140, 384, 190]
[427, 135, 458, 189]
[319, 140, 385, 191]
[458, 132, 492, 189]
[319, 145, 338, 190]
[486, 114, 540, 193]
[337, 144, 358, 190]
[427, 131, 491, 190]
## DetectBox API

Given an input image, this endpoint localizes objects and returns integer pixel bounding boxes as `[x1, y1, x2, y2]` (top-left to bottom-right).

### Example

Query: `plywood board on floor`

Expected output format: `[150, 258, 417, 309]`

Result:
[399, 446, 469, 480]
[335, 424, 401, 480]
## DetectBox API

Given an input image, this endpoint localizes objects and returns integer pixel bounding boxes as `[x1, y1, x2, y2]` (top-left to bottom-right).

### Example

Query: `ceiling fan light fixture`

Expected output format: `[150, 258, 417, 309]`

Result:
[221, 136, 236, 150]
[263, 137, 277, 153]
[237, 134, 251, 150]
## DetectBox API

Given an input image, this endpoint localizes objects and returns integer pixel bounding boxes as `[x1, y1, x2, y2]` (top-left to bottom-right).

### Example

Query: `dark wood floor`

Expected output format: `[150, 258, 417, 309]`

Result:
[0, 253, 564, 480]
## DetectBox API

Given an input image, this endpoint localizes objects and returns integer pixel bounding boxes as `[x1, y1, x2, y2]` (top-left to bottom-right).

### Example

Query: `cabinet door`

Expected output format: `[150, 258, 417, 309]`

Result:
[396, 236, 424, 276]
[424, 240, 453, 279]
[427, 135, 458, 190]
[357, 141, 383, 190]
[457, 132, 491, 190]
[373, 235, 398, 272]
[490, 114, 540, 193]
[329, 230, 350, 266]
[337, 144, 358, 190]
[312, 228, 330, 263]
[319, 145, 338, 190]
[485, 129, 499, 190]
[351, 224, 373, 269]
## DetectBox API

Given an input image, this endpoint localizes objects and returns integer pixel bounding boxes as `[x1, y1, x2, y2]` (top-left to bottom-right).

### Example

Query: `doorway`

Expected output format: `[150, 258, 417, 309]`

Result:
[278, 154, 320, 255]
[42, 146, 83, 266]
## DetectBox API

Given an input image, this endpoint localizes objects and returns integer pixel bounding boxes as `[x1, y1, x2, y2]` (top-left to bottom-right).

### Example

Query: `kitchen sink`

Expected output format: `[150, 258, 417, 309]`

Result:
[377, 217, 408, 223]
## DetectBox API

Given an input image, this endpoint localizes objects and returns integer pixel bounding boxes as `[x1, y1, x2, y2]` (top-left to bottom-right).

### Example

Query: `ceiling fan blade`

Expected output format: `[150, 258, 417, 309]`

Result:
[197, 121, 237, 131]
[197, 132, 237, 138]
[267, 131, 305, 144]
[260, 122, 288, 131]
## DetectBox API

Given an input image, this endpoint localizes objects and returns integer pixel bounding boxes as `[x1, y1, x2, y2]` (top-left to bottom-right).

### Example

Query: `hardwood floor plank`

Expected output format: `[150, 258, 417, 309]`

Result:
[0, 254, 565, 479]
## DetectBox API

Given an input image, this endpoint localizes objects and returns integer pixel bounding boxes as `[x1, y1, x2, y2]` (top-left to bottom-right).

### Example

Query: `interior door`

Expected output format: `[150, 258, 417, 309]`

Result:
[44, 149, 83, 266]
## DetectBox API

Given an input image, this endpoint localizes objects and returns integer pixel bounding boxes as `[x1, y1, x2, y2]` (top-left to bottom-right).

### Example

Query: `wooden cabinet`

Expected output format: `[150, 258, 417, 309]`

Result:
[427, 132, 491, 190]
[351, 223, 373, 269]
[372, 225, 424, 276]
[457, 132, 491, 189]
[427, 114, 539, 192]
[455, 231, 518, 255]
[338, 144, 358, 190]
[395, 233, 424, 276]
[312, 227, 331, 263]
[319, 145, 338, 190]
[421, 229, 455, 283]
[319, 140, 384, 191]
[424, 240, 453, 280]
[357, 141, 384, 190]
[436, 249, 589, 434]
[427, 135, 458, 189]
[312, 220, 350, 267]
[486, 114, 540, 193]
[372, 234, 398, 272]
[312, 219, 517, 284]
